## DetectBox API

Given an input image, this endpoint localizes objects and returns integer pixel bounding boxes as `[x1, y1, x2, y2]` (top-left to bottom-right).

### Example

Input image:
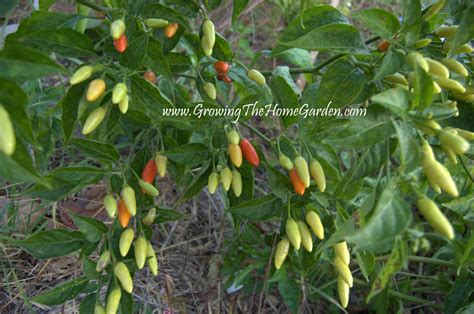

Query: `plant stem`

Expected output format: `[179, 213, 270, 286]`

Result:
[240, 121, 271, 144]
[76, 0, 110, 13]
[376, 255, 454, 267]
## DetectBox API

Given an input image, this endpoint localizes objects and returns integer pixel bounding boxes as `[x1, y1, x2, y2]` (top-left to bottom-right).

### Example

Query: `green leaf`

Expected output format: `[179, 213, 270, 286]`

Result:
[70, 138, 120, 162]
[142, 3, 191, 30]
[39, 0, 58, 11]
[120, 32, 149, 70]
[79, 293, 96, 314]
[371, 87, 409, 117]
[448, 7, 474, 55]
[400, 0, 421, 46]
[9, 229, 86, 259]
[277, 48, 313, 67]
[232, 0, 249, 24]
[31, 277, 89, 306]
[445, 278, 474, 314]
[316, 219, 356, 254]
[69, 212, 108, 243]
[166, 52, 193, 73]
[144, 38, 172, 80]
[162, 143, 210, 166]
[49, 166, 104, 185]
[442, 193, 474, 221]
[212, 33, 234, 61]
[18, 29, 94, 57]
[61, 83, 86, 143]
[278, 268, 301, 314]
[354, 9, 400, 39]
[393, 121, 420, 173]
[154, 207, 187, 224]
[269, 66, 300, 128]
[374, 49, 405, 81]
[0, 0, 18, 17]
[177, 159, 212, 203]
[227, 195, 283, 220]
[317, 59, 366, 108]
[347, 180, 411, 253]
[412, 65, 433, 109]
[356, 250, 375, 281]
[233, 262, 262, 287]
[0, 45, 65, 81]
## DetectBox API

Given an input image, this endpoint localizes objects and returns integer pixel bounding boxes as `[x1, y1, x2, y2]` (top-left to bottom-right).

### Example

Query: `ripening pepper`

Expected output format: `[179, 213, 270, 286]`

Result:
[220, 167, 233, 191]
[289, 168, 305, 195]
[422, 0, 446, 21]
[208, 172, 219, 194]
[239, 139, 260, 167]
[438, 128, 470, 155]
[337, 276, 350, 308]
[377, 39, 389, 52]
[117, 199, 131, 228]
[274, 239, 290, 270]
[121, 185, 136, 216]
[0, 106, 16, 156]
[143, 70, 157, 84]
[138, 179, 159, 197]
[333, 242, 350, 265]
[155, 153, 168, 177]
[309, 159, 326, 192]
[306, 211, 324, 240]
[113, 34, 127, 53]
[203, 82, 216, 100]
[214, 61, 230, 74]
[417, 195, 454, 239]
[279, 154, 293, 170]
[333, 256, 353, 287]
[294, 156, 310, 188]
[110, 19, 125, 39]
[425, 58, 449, 78]
[297, 221, 313, 252]
[82, 107, 107, 135]
[285, 218, 301, 250]
[104, 194, 117, 218]
[94, 304, 105, 314]
[86, 79, 106, 102]
[70, 65, 93, 85]
[147, 242, 159, 276]
[226, 130, 240, 145]
[142, 159, 157, 184]
[135, 236, 147, 269]
[145, 18, 168, 29]
[248, 69, 266, 85]
[119, 228, 134, 257]
[435, 25, 458, 38]
[164, 23, 179, 38]
[407, 52, 429, 72]
[105, 288, 121, 314]
[228, 144, 243, 168]
[142, 208, 156, 225]
[231, 170, 242, 197]
[114, 262, 133, 293]
[112, 83, 127, 104]
[96, 250, 111, 272]
[441, 58, 468, 77]
[118, 94, 129, 114]
[202, 19, 215, 48]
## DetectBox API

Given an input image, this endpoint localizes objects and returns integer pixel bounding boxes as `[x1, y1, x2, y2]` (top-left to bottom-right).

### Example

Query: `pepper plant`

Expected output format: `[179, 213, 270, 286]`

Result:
[0, 0, 473, 312]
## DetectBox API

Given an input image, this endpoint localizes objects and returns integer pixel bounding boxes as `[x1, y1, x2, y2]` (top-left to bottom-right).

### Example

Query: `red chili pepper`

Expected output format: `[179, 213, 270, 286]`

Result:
[141, 159, 157, 184]
[239, 139, 259, 167]
[114, 34, 127, 53]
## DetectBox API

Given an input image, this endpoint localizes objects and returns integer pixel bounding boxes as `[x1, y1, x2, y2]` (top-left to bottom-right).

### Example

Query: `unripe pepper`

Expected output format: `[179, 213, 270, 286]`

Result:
[104, 194, 117, 218]
[297, 221, 313, 252]
[435, 25, 458, 38]
[294, 156, 310, 188]
[94, 304, 105, 314]
[377, 39, 389, 52]
[425, 58, 449, 78]
[433, 76, 466, 94]
[110, 19, 125, 39]
[231, 169, 242, 197]
[155, 153, 168, 177]
[228, 144, 243, 168]
[453, 92, 474, 103]
[214, 61, 230, 74]
[114, 262, 133, 293]
[333, 256, 353, 287]
[142, 208, 156, 225]
[454, 128, 474, 140]
[201, 37, 213, 57]
[105, 288, 121, 314]
[226, 130, 240, 145]
[433, 82, 442, 94]
[414, 120, 441, 136]
[274, 239, 290, 270]
[285, 218, 301, 250]
[309, 159, 326, 192]
[438, 128, 470, 155]
[422, 149, 459, 197]
[443, 42, 473, 54]
[164, 23, 179, 38]
[138, 179, 159, 197]
[441, 58, 468, 77]
[86, 79, 106, 102]
[202, 19, 215, 47]
[70, 65, 93, 85]
[289, 168, 305, 195]
[141, 159, 157, 184]
[143, 70, 157, 84]
[145, 18, 168, 29]
[306, 211, 324, 240]
[333, 242, 350, 265]
[337, 276, 350, 308]
[203, 82, 216, 100]
[248, 69, 266, 85]
[118, 94, 129, 114]
[134, 236, 147, 269]
[422, 0, 446, 21]
[113, 34, 127, 53]
[147, 242, 159, 276]
[417, 196, 454, 239]
[117, 199, 131, 228]
[112, 83, 127, 104]
[119, 228, 134, 257]
[407, 52, 429, 72]
[0, 105, 15, 156]
[96, 250, 111, 272]
[220, 167, 233, 191]
[239, 139, 259, 167]
[384, 73, 408, 86]
[279, 154, 293, 170]
[208, 172, 219, 194]
[82, 107, 107, 135]
[414, 38, 432, 49]
[121, 185, 136, 216]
